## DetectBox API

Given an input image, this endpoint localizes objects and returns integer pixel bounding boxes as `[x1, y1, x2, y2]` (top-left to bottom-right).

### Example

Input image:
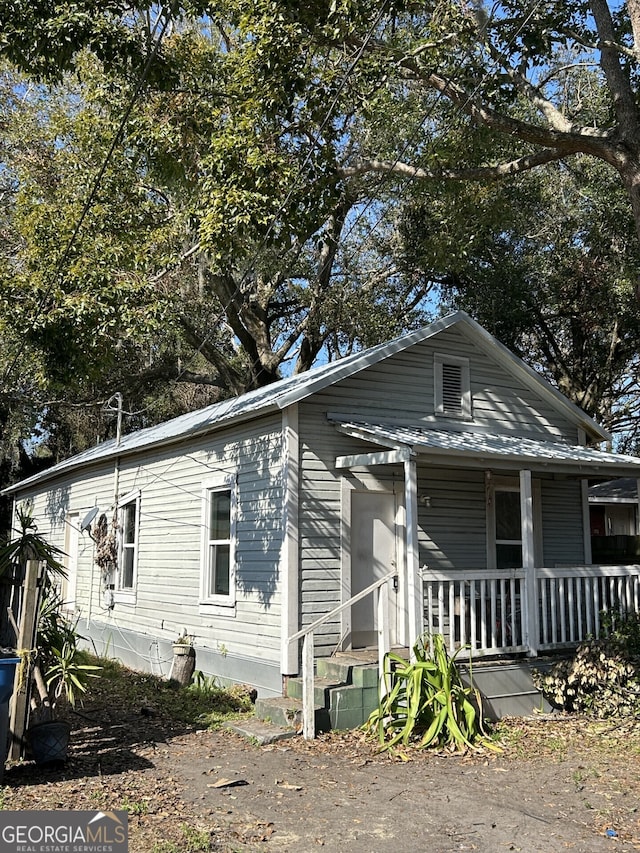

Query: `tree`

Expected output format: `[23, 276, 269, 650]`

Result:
[399, 154, 640, 440]
[335, 1, 640, 248]
[0, 11, 436, 457]
[3, 0, 640, 455]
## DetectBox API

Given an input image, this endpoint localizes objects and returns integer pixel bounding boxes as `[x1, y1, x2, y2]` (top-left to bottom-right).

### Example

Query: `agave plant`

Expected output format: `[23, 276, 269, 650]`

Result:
[364, 633, 499, 754]
[34, 583, 102, 718]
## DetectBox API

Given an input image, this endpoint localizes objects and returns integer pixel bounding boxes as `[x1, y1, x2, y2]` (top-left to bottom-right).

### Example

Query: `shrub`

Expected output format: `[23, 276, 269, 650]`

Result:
[533, 612, 640, 717]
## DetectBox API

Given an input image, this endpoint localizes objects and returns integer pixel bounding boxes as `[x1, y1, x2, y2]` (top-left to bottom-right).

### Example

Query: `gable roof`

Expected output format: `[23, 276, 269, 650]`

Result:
[3, 311, 612, 495]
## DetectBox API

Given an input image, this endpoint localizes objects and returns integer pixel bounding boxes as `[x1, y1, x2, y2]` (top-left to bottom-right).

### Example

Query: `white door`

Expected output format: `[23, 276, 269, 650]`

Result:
[350, 491, 398, 648]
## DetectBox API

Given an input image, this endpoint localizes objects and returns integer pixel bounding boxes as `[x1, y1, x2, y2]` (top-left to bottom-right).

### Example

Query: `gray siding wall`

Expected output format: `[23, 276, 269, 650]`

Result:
[296, 328, 589, 651]
[542, 478, 585, 566]
[12, 415, 285, 693]
[320, 325, 580, 441]
[417, 467, 487, 571]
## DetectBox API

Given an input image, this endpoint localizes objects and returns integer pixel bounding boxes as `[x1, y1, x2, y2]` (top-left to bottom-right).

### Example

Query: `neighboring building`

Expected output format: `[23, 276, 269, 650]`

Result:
[589, 477, 639, 536]
[4, 311, 640, 704]
[589, 477, 640, 565]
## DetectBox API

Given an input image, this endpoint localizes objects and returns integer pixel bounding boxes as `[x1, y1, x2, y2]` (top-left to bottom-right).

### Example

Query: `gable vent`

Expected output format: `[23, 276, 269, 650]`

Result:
[434, 352, 471, 419]
[441, 363, 463, 414]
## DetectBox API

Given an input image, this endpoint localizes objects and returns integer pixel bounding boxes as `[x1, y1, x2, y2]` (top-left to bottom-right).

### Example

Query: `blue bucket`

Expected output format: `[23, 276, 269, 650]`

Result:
[0, 658, 20, 705]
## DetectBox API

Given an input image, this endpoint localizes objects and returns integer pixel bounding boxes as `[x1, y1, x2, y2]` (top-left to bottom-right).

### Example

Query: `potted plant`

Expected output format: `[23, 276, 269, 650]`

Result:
[0, 505, 101, 764]
[26, 581, 101, 764]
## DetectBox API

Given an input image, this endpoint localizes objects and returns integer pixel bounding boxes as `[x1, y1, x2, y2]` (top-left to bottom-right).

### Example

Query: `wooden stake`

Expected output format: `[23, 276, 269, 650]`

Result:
[9, 560, 41, 761]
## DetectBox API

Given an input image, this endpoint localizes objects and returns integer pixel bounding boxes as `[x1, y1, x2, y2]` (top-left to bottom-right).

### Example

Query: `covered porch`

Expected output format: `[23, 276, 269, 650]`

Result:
[334, 420, 640, 659]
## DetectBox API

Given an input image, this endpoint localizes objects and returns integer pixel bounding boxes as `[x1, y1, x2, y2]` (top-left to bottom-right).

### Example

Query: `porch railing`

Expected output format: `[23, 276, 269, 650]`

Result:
[287, 570, 396, 740]
[536, 565, 640, 650]
[422, 564, 640, 658]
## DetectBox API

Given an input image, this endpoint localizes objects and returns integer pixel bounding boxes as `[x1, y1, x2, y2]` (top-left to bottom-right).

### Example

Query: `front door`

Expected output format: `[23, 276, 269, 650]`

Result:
[350, 490, 398, 648]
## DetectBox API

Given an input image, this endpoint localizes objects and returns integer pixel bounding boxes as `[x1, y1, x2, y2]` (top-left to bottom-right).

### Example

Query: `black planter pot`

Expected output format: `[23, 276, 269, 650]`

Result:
[27, 720, 71, 766]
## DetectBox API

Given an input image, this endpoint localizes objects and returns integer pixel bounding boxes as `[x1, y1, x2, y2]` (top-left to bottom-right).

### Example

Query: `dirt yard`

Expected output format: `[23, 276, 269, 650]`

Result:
[3, 663, 640, 852]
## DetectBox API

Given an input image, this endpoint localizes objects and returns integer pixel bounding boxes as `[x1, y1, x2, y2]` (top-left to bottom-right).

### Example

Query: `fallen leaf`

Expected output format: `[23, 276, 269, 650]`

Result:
[208, 778, 249, 789]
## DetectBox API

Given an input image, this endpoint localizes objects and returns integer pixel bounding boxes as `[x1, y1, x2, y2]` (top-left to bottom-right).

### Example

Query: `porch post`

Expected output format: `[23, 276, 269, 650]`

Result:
[520, 469, 538, 656]
[581, 479, 592, 565]
[281, 405, 300, 676]
[404, 455, 421, 658]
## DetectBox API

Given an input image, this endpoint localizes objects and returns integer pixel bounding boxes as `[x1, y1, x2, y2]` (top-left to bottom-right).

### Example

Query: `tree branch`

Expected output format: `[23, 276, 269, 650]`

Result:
[341, 149, 567, 183]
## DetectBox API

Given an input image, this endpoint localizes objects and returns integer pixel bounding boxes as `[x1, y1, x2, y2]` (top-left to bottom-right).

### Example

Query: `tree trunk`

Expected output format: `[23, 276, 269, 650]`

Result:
[170, 645, 195, 687]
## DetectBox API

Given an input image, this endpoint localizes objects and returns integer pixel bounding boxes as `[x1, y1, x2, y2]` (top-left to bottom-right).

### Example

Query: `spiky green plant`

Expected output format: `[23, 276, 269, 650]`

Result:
[0, 504, 66, 578]
[363, 633, 499, 754]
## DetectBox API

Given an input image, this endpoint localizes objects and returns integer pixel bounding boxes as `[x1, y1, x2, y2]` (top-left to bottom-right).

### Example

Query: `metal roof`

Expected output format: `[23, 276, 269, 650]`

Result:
[333, 421, 640, 476]
[4, 311, 614, 494]
[589, 477, 639, 501]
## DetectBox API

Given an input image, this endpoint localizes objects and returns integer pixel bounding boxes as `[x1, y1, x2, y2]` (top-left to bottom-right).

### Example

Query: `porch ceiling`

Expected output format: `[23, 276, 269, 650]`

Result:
[332, 420, 640, 476]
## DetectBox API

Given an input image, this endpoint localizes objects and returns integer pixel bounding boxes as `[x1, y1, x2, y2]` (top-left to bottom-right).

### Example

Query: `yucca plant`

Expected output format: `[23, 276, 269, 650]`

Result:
[36, 583, 102, 717]
[4, 504, 101, 722]
[364, 633, 498, 754]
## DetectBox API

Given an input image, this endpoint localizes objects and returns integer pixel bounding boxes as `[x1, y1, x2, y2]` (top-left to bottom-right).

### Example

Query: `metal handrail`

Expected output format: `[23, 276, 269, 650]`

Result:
[288, 569, 396, 740]
[288, 570, 396, 644]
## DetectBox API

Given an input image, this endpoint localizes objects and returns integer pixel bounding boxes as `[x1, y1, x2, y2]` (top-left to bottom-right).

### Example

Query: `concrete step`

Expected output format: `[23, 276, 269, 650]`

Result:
[317, 655, 380, 688]
[253, 696, 331, 734]
[285, 676, 345, 706]
[327, 682, 379, 730]
[224, 717, 299, 745]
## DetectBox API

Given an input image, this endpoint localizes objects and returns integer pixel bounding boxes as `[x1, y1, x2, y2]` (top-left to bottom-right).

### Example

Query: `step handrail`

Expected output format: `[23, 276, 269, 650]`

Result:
[287, 570, 397, 644]
[288, 569, 397, 740]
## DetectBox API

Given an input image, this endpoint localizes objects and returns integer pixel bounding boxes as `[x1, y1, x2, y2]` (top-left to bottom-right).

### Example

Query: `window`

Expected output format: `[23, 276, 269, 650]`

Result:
[434, 353, 471, 419]
[494, 488, 522, 569]
[486, 475, 543, 569]
[201, 478, 236, 607]
[116, 491, 140, 599]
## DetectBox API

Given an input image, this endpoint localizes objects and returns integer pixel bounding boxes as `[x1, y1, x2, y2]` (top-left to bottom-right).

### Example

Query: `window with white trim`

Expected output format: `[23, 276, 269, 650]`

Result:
[494, 487, 523, 569]
[434, 353, 471, 419]
[201, 478, 236, 606]
[486, 475, 543, 569]
[116, 490, 140, 598]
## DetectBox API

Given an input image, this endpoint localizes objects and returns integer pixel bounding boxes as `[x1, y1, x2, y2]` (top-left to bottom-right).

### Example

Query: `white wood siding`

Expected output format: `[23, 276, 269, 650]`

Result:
[416, 467, 487, 571]
[15, 415, 285, 667]
[323, 326, 580, 442]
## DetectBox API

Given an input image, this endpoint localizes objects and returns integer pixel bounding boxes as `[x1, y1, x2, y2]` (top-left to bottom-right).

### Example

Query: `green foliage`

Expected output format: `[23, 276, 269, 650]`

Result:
[38, 594, 102, 709]
[363, 634, 498, 754]
[0, 507, 101, 718]
[0, 504, 66, 577]
[94, 657, 254, 728]
[3, 0, 640, 465]
[533, 612, 640, 718]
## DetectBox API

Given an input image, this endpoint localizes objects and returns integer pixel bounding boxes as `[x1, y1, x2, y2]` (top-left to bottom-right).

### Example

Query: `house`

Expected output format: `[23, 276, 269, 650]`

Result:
[589, 478, 640, 565]
[589, 478, 639, 536]
[4, 311, 640, 723]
